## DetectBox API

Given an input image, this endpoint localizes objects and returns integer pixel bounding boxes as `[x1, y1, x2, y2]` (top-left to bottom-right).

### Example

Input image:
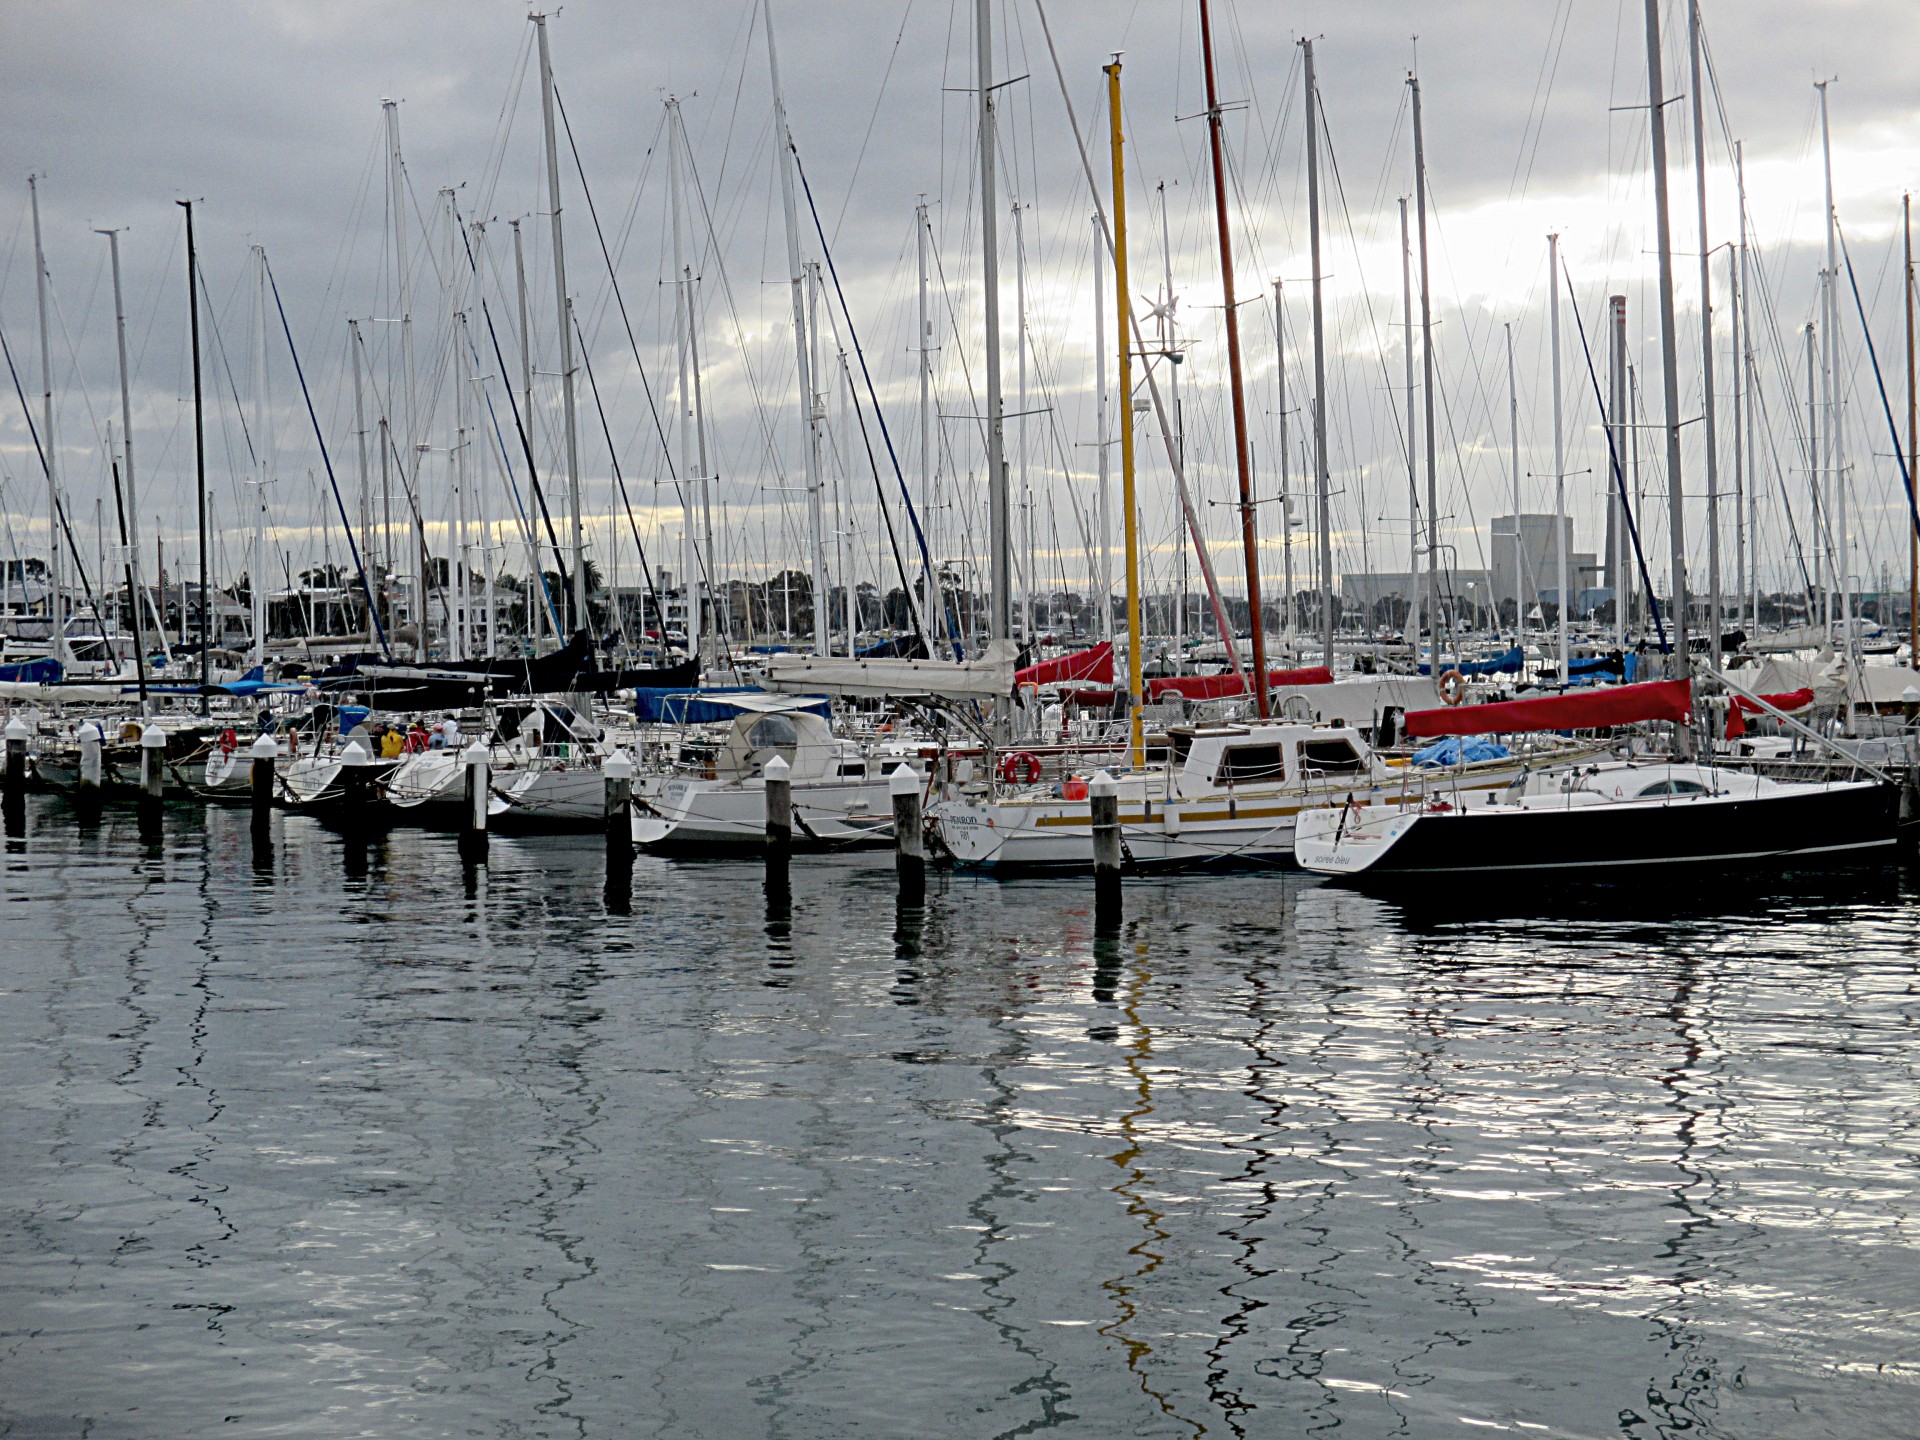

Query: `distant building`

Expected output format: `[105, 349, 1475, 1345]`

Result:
[1341, 569, 1493, 614]
[1491, 514, 1598, 608]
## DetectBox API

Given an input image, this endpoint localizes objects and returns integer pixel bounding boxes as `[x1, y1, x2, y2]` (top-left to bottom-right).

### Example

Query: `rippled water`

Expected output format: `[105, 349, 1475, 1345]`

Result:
[3, 794, 1919, 1438]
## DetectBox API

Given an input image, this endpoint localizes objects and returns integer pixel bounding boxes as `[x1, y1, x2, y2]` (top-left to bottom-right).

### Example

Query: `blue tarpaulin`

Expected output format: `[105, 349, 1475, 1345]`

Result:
[1418, 646, 1524, 677]
[633, 688, 831, 725]
[1411, 736, 1513, 767]
[0, 657, 62, 684]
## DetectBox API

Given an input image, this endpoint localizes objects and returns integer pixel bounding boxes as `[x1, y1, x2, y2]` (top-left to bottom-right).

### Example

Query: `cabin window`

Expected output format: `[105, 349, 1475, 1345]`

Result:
[1299, 738, 1365, 775]
[837, 761, 868, 778]
[1168, 731, 1196, 765]
[746, 714, 799, 751]
[1216, 743, 1287, 784]
[1638, 778, 1710, 797]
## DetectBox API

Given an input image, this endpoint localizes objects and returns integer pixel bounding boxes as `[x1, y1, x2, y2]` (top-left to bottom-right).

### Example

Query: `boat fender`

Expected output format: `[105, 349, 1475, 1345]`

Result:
[218, 728, 238, 754]
[1438, 670, 1467, 706]
[999, 751, 1043, 785]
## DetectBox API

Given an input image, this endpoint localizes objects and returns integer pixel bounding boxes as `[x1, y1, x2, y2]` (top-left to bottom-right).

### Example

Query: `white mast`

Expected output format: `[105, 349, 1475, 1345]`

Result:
[1275, 278, 1292, 653]
[28, 177, 64, 663]
[349, 318, 372, 634]
[918, 199, 938, 631]
[100, 228, 148, 681]
[443, 188, 469, 659]
[1015, 197, 1033, 643]
[1737, 140, 1758, 630]
[1643, 0, 1692, 722]
[1094, 212, 1112, 641]
[252, 245, 271, 668]
[510, 218, 547, 644]
[1688, 0, 1722, 675]
[667, 95, 703, 665]
[1818, 79, 1851, 721]
[765, 0, 830, 656]
[976, 0, 1010, 646]
[533, 13, 586, 637]
[1507, 321, 1521, 642]
[1610, 294, 1629, 649]
[1158, 182, 1184, 665]
[382, 98, 425, 660]
[1304, 39, 1333, 666]
[1400, 196, 1418, 652]
[1410, 72, 1441, 670]
[1549, 232, 1568, 683]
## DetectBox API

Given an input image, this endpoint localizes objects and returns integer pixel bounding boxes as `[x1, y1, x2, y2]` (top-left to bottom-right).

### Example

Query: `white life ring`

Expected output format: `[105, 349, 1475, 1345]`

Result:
[1438, 669, 1467, 706]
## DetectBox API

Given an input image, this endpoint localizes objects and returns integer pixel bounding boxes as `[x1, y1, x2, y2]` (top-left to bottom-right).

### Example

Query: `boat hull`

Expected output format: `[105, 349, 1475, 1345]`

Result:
[1299, 780, 1900, 883]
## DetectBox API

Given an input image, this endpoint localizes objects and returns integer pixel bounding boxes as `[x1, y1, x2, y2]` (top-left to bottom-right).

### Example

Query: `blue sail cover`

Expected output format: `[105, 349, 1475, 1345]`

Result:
[1411, 736, 1513, 767]
[633, 688, 831, 725]
[1419, 646, 1524, 677]
[0, 657, 62, 684]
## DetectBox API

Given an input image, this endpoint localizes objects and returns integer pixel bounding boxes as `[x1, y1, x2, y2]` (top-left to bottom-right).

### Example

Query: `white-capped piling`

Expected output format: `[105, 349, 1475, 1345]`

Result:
[77, 723, 103, 805]
[249, 732, 276, 834]
[890, 763, 924, 888]
[4, 716, 27, 800]
[764, 754, 792, 854]
[338, 736, 375, 826]
[460, 740, 489, 862]
[138, 724, 167, 802]
[1090, 768, 1122, 925]
[603, 749, 634, 910]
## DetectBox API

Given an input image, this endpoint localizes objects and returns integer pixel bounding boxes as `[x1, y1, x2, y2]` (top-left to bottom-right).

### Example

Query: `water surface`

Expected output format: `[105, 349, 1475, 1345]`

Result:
[3, 796, 1918, 1437]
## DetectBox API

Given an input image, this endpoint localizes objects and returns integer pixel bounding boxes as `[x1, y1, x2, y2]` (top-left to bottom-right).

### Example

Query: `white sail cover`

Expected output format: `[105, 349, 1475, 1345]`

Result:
[760, 639, 1018, 701]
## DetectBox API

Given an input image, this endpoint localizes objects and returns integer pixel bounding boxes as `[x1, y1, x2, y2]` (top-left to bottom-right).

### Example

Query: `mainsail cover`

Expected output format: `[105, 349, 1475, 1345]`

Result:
[761, 639, 1018, 701]
[1016, 641, 1113, 687]
[1146, 664, 1332, 700]
[1404, 678, 1691, 737]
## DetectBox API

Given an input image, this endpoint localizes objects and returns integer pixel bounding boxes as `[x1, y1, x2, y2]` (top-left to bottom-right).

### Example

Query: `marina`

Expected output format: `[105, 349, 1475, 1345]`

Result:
[7, 0, 1920, 1433]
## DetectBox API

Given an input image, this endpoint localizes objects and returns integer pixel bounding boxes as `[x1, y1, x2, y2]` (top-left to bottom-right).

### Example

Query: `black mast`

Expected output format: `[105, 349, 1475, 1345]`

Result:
[179, 199, 209, 711]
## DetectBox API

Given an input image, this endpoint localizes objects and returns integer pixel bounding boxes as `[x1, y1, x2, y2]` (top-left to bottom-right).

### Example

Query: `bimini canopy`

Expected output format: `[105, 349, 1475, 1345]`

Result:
[1405, 677, 1691, 738]
[634, 688, 830, 724]
[761, 639, 1017, 702]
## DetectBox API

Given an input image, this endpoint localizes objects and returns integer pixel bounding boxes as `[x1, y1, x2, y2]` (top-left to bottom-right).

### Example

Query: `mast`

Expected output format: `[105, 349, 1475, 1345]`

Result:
[1276, 278, 1292, 653]
[765, 0, 830, 656]
[1108, 59, 1145, 768]
[1642, 0, 1692, 735]
[349, 319, 372, 643]
[1611, 295, 1629, 649]
[382, 98, 425, 660]
[1688, 0, 1722, 675]
[978, 0, 1010, 647]
[445, 188, 469, 659]
[668, 95, 703, 666]
[1401, 197, 1419, 654]
[533, 13, 586, 636]
[1728, 245, 1743, 640]
[1908, 192, 1917, 671]
[1094, 212, 1112, 641]
[1199, 0, 1268, 712]
[1159, 182, 1184, 664]
[100, 226, 149, 699]
[1549, 233, 1568, 683]
[180, 199, 209, 708]
[1818, 79, 1850, 720]
[511, 218, 546, 643]
[1507, 322, 1521, 643]
[252, 246, 271, 669]
[1739, 142, 1758, 630]
[919, 199, 937, 625]
[29, 178, 64, 664]
[1807, 320, 1820, 627]
[1015, 196, 1033, 645]
[1304, 39, 1333, 667]
[1410, 72, 1441, 671]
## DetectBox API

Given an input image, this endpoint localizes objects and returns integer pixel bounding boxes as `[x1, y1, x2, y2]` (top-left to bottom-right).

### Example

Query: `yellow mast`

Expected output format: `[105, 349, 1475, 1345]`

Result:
[1107, 60, 1145, 769]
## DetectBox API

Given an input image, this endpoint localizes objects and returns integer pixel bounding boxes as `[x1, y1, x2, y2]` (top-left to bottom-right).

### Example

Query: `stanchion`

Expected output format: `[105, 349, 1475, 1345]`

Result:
[603, 749, 633, 913]
[1090, 768, 1122, 930]
[459, 741, 489, 863]
[890, 763, 925, 900]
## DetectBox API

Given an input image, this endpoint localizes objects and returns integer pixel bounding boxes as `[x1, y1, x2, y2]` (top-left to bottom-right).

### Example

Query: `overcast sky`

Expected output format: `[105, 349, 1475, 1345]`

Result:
[5, 0, 1920, 614]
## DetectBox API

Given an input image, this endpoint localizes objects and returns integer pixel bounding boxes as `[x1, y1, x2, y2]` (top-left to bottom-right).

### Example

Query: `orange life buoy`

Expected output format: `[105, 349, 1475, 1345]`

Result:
[998, 751, 1043, 785]
[1438, 669, 1467, 706]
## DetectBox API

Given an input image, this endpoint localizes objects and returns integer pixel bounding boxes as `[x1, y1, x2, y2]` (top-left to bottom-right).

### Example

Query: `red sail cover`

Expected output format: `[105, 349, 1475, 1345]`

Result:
[1146, 665, 1334, 701]
[1404, 678, 1692, 738]
[1724, 687, 1816, 740]
[1016, 641, 1114, 687]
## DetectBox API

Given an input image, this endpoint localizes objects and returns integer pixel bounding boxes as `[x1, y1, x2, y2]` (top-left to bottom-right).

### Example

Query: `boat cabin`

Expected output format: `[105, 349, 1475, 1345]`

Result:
[1165, 722, 1382, 798]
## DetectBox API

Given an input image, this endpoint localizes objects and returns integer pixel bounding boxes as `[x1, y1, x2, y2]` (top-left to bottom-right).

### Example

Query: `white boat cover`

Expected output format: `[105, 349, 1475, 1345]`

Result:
[761, 639, 1018, 701]
[1752, 651, 1920, 706]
